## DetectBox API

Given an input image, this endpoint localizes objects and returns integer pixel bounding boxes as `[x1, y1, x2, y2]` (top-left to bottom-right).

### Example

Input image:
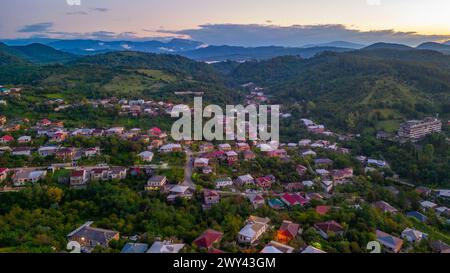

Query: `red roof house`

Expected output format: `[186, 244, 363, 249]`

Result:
[193, 229, 223, 249]
[314, 220, 344, 239]
[315, 205, 331, 215]
[0, 135, 14, 143]
[276, 220, 300, 243]
[255, 176, 274, 189]
[280, 193, 308, 207]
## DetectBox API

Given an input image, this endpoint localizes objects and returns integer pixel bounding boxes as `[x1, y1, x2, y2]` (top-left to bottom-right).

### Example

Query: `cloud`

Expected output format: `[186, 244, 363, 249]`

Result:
[17, 22, 54, 33]
[90, 8, 109, 12]
[33, 30, 142, 41]
[66, 11, 88, 16]
[160, 24, 450, 47]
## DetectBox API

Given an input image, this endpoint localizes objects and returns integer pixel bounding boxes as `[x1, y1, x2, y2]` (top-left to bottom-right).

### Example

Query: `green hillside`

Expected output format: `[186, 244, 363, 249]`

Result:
[11, 43, 77, 64]
[228, 50, 450, 132]
[0, 48, 242, 104]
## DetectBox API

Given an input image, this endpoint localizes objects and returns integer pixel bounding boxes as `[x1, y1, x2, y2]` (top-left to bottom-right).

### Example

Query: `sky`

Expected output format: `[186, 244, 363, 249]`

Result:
[0, 0, 449, 46]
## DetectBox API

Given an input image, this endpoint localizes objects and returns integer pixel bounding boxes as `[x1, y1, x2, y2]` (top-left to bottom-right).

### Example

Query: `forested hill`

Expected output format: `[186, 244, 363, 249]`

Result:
[0, 42, 29, 65]
[0, 48, 241, 104]
[0, 42, 76, 64]
[71, 51, 224, 84]
[227, 49, 450, 132]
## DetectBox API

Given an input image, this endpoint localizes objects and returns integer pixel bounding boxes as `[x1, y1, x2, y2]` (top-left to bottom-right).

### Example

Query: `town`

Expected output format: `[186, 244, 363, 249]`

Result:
[1, 81, 449, 254]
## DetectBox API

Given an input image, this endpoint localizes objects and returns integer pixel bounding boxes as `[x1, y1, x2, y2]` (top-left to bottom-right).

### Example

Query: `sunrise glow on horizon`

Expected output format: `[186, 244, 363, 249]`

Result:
[0, 0, 449, 45]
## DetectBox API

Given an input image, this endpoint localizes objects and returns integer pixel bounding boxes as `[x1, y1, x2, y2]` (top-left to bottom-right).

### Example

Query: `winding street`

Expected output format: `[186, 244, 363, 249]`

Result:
[181, 148, 195, 189]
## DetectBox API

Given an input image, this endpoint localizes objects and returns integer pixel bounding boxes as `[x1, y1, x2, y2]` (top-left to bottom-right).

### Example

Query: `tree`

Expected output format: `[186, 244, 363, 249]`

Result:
[46, 187, 64, 205]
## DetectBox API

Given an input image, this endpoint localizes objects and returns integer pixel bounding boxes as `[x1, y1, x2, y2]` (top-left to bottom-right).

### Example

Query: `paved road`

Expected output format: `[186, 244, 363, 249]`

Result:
[181, 148, 195, 190]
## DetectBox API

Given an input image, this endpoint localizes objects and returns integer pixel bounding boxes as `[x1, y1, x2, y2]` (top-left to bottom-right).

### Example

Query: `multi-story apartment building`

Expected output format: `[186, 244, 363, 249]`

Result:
[398, 117, 442, 140]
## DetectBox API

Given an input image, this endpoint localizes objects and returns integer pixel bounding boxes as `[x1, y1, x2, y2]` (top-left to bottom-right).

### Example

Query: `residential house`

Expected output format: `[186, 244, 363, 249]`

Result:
[306, 192, 324, 202]
[284, 182, 304, 192]
[84, 147, 100, 158]
[296, 165, 308, 176]
[38, 118, 52, 127]
[255, 175, 274, 189]
[147, 241, 185, 253]
[106, 127, 125, 136]
[247, 193, 265, 209]
[261, 241, 294, 253]
[225, 151, 238, 164]
[193, 229, 223, 250]
[401, 228, 427, 243]
[0, 135, 14, 144]
[238, 216, 270, 245]
[266, 149, 287, 159]
[148, 127, 163, 138]
[151, 139, 164, 148]
[28, 170, 47, 183]
[321, 180, 333, 193]
[316, 205, 331, 215]
[298, 139, 312, 147]
[236, 174, 254, 186]
[280, 193, 308, 207]
[167, 185, 193, 202]
[242, 150, 256, 161]
[92, 129, 105, 137]
[330, 168, 353, 184]
[159, 143, 182, 153]
[0, 146, 12, 155]
[17, 136, 31, 143]
[67, 221, 119, 252]
[202, 166, 213, 174]
[276, 220, 300, 244]
[215, 177, 233, 189]
[121, 243, 149, 253]
[200, 143, 214, 153]
[415, 186, 432, 197]
[301, 245, 326, 253]
[38, 146, 59, 157]
[268, 198, 285, 210]
[203, 190, 220, 209]
[90, 168, 109, 181]
[12, 147, 31, 157]
[436, 207, 450, 217]
[3, 124, 21, 132]
[302, 180, 315, 188]
[368, 159, 387, 168]
[437, 189, 450, 199]
[316, 169, 330, 177]
[12, 169, 47, 186]
[138, 151, 154, 162]
[0, 168, 9, 182]
[51, 131, 68, 143]
[376, 230, 403, 253]
[0, 115, 6, 125]
[314, 221, 344, 239]
[314, 158, 334, 168]
[109, 167, 127, 180]
[407, 211, 428, 223]
[145, 175, 167, 191]
[420, 200, 437, 210]
[218, 143, 232, 151]
[373, 201, 399, 214]
[429, 240, 450, 253]
[70, 170, 89, 187]
[236, 142, 250, 151]
[56, 147, 76, 161]
[194, 158, 209, 168]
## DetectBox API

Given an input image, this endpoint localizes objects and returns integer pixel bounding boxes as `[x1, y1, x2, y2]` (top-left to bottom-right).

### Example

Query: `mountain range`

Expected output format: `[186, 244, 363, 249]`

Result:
[1, 39, 450, 133]
[2, 38, 450, 63]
